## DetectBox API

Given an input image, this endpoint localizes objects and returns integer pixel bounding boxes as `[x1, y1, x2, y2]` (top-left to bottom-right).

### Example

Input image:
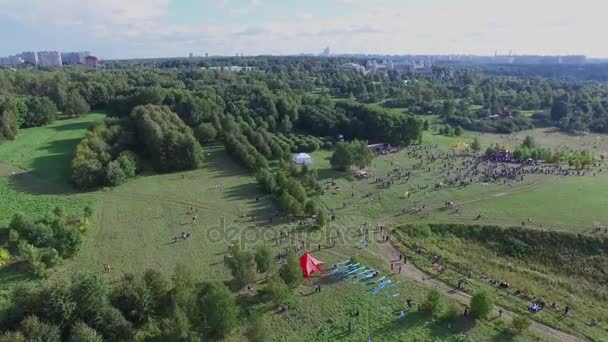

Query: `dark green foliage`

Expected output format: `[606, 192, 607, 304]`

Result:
[256, 168, 276, 193]
[470, 290, 495, 320]
[20, 315, 61, 342]
[330, 139, 374, 171]
[245, 315, 268, 342]
[224, 245, 256, 289]
[0, 109, 19, 141]
[511, 315, 532, 335]
[23, 96, 57, 128]
[316, 209, 328, 228]
[255, 245, 273, 273]
[63, 90, 90, 117]
[421, 288, 445, 316]
[279, 253, 303, 288]
[407, 223, 608, 283]
[3, 207, 89, 273]
[68, 321, 103, 342]
[471, 137, 481, 152]
[259, 274, 291, 307]
[71, 118, 137, 189]
[132, 105, 203, 172]
[194, 122, 217, 142]
[111, 275, 154, 325]
[195, 282, 239, 339]
[453, 126, 463, 136]
[522, 135, 536, 148]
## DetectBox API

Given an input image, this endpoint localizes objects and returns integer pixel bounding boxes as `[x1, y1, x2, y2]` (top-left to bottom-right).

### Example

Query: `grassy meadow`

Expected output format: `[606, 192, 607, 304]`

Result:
[1, 111, 606, 340]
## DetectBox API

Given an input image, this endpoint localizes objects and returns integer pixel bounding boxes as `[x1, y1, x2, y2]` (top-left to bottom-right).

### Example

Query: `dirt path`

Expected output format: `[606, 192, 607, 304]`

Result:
[379, 240, 587, 342]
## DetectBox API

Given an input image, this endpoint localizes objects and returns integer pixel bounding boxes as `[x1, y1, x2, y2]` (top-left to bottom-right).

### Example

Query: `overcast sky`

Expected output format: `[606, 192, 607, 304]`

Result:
[0, 0, 605, 59]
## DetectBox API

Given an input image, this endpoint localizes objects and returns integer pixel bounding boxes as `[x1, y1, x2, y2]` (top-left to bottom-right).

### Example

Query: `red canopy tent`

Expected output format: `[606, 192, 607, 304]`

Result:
[299, 252, 325, 281]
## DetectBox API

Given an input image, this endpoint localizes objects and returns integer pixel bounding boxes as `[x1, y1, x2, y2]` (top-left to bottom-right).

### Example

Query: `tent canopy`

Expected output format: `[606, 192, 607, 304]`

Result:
[292, 152, 312, 165]
[299, 252, 325, 280]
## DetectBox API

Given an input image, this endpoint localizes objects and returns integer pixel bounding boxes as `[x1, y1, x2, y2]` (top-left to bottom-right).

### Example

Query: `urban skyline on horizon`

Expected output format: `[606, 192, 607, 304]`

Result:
[1, 0, 607, 60]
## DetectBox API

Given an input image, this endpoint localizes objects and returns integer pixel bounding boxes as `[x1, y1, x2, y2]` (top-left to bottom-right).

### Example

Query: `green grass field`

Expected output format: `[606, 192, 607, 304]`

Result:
[2, 113, 604, 340]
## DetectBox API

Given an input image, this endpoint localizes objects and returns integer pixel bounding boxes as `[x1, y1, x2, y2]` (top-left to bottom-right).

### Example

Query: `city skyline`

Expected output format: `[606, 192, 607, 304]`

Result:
[0, 0, 606, 59]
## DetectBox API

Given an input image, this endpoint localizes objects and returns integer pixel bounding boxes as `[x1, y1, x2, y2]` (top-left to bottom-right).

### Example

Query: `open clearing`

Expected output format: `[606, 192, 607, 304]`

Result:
[2, 115, 606, 340]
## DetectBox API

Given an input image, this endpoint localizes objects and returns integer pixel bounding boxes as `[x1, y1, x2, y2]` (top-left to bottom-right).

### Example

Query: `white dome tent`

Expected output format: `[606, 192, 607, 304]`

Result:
[292, 152, 312, 165]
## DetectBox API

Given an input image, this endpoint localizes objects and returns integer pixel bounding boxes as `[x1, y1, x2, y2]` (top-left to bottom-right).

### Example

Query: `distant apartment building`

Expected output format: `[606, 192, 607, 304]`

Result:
[339, 62, 366, 73]
[364, 59, 432, 75]
[0, 55, 24, 66]
[17, 51, 38, 65]
[203, 65, 253, 72]
[85, 56, 99, 66]
[37, 51, 62, 66]
[61, 51, 91, 65]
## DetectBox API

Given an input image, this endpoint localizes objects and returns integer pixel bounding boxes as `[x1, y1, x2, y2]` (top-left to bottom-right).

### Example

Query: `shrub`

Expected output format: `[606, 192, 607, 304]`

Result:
[245, 315, 268, 342]
[279, 254, 303, 288]
[224, 245, 255, 289]
[196, 282, 239, 339]
[194, 122, 217, 143]
[260, 274, 291, 307]
[421, 288, 445, 316]
[442, 302, 461, 322]
[510, 315, 532, 335]
[69, 321, 103, 342]
[23, 96, 57, 128]
[470, 290, 495, 320]
[255, 245, 273, 274]
[0, 248, 10, 267]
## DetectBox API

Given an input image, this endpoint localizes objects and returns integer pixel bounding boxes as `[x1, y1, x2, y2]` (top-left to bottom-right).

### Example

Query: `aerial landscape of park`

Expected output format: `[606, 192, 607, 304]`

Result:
[0, 54, 607, 342]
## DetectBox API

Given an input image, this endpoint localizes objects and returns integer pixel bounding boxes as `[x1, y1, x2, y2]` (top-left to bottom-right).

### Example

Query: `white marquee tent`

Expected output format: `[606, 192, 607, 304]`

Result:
[292, 152, 312, 165]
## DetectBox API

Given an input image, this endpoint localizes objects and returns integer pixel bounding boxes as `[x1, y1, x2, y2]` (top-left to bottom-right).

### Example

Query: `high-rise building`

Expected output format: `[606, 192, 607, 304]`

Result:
[17, 51, 38, 65]
[37, 51, 62, 66]
[321, 46, 331, 56]
[0, 55, 24, 66]
[61, 51, 91, 65]
[85, 55, 99, 66]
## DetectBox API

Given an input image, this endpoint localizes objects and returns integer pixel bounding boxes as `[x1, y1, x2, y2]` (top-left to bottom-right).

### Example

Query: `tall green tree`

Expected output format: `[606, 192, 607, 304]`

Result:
[224, 245, 256, 289]
[196, 283, 239, 339]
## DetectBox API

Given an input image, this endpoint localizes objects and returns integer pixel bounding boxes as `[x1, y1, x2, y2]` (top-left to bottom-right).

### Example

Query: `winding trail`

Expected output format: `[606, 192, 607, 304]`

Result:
[378, 240, 586, 342]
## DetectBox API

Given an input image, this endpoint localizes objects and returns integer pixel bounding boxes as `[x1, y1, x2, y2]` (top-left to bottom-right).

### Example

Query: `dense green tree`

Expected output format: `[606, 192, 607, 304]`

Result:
[245, 315, 268, 342]
[471, 137, 481, 152]
[254, 245, 273, 274]
[421, 288, 445, 316]
[23, 96, 57, 128]
[316, 209, 328, 228]
[453, 126, 463, 136]
[470, 290, 495, 320]
[63, 91, 90, 116]
[194, 122, 217, 142]
[224, 245, 256, 289]
[19, 315, 61, 342]
[330, 142, 354, 171]
[551, 94, 571, 122]
[279, 253, 303, 288]
[68, 321, 103, 342]
[260, 274, 291, 307]
[522, 135, 536, 148]
[111, 275, 154, 325]
[511, 315, 532, 335]
[195, 283, 239, 339]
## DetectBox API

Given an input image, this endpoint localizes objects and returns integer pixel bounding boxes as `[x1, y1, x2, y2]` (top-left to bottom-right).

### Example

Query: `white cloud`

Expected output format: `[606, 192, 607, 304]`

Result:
[1, 0, 607, 58]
